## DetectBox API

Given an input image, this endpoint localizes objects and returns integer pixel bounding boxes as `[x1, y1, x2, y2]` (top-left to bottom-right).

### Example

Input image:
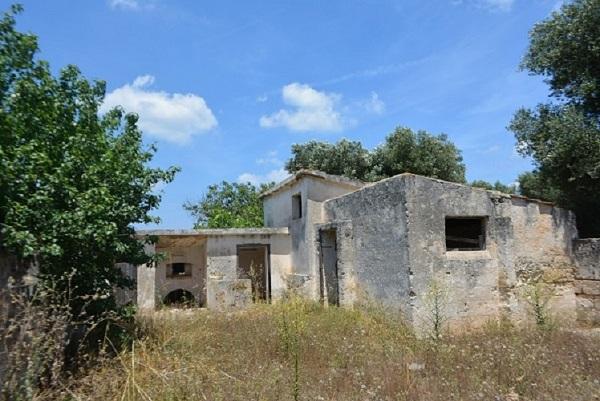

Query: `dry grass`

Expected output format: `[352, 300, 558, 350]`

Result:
[48, 300, 600, 401]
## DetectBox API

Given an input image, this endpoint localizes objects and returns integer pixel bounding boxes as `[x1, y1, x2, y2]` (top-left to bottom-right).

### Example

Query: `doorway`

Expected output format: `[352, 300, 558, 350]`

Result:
[237, 245, 270, 302]
[319, 229, 339, 306]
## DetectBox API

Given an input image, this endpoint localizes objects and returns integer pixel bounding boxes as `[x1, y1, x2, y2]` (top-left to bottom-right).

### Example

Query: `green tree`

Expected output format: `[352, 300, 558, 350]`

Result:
[516, 171, 561, 201]
[370, 127, 466, 183]
[0, 5, 178, 313]
[509, 0, 600, 237]
[285, 139, 371, 180]
[285, 127, 466, 183]
[470, 180, 516, 194]
[184, 181, 273, 228]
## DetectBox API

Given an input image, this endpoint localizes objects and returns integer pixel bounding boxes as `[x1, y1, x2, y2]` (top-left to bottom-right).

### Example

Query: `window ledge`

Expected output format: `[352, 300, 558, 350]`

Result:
[445, 250, 491, 260]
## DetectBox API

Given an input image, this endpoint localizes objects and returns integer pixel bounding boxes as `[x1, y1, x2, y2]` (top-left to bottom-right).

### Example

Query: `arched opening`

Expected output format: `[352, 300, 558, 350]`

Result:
[163, 289, 195, 307]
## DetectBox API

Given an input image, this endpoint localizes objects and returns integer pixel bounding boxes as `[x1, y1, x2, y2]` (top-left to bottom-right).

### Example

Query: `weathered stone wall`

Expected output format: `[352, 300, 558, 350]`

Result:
[263, 175, 363, 298]
[404, 175, 578, 329]
[324, 176, 412, 318]
[508, 198, 578, 323]
[155, 237, 207, 306]
[206, 279, 252, 310]
[205, 231, 291, 301]
[323, 173, 579, 330]
[573, 238, 600, 325]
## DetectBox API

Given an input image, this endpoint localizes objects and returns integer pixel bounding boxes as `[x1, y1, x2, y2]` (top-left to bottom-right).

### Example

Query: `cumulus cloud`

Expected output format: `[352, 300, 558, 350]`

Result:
[259, 83, 343, 132]
[101, 75, 217, 144]
[237, 168, 289, 185]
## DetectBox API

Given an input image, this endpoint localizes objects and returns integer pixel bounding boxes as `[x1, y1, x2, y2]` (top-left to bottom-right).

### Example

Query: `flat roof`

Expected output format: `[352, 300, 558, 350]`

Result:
[136, 227, 289, 237]
[353, 172, 556, 206]
[260, 169, 365, 198]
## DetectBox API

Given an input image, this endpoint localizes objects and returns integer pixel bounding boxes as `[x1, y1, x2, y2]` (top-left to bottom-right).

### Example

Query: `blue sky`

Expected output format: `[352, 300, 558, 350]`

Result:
[7, 0, 562, 228]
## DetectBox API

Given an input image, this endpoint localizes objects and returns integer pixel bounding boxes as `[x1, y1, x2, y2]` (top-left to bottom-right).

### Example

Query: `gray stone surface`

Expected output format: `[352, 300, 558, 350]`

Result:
[207, 279, 252, 310]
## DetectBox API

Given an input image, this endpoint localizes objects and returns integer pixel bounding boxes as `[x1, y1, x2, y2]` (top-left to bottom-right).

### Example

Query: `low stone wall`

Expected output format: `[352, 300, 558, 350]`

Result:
[573, 239, 600, 326]
[206, 279, 252, 310]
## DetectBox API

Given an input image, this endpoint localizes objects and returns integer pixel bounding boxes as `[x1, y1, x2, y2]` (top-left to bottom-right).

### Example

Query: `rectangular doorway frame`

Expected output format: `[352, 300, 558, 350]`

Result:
[318, 228, 339, 306]
[236, 244, 272, 303]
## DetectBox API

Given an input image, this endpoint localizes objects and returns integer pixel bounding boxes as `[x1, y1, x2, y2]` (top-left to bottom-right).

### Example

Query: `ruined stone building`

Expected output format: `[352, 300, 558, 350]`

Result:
[128, 170, 600, 328]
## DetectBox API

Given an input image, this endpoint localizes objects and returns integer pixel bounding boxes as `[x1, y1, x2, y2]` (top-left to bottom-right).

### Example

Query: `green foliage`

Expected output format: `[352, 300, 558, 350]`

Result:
[285, 139, 371, 180]
[370, 127, 466, 183]
[286, 127, 466, 183]
[510, 0, 600, 237]
[516, 171, 561, 202]
[522, 0, 600, 114]
[470, 180, 516, 194]
[184, 181, 273, 228]
[0, 5, 178, 313]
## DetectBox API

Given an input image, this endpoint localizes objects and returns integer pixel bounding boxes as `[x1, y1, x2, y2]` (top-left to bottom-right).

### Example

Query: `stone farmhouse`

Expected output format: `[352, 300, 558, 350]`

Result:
[125, 170, 600, 328]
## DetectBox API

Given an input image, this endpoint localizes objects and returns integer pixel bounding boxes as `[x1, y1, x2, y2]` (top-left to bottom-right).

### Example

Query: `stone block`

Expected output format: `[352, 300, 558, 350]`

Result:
[207, 279, 252, 310]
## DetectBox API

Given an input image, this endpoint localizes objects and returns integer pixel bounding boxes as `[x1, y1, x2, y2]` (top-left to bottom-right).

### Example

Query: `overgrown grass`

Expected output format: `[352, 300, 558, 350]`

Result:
[45, 300, 600, 401]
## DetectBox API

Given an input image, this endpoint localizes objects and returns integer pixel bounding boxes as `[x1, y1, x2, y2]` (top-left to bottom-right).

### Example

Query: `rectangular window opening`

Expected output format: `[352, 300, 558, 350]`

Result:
[445, 217, 486, 251]
[292, 193, 302, 219]
[167, 262, 192, 278]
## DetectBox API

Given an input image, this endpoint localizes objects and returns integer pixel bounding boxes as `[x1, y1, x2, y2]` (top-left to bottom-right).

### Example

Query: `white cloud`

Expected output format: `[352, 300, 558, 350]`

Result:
[452, 0, 515, 12]
[256, 95, 268, 103]
[364, 92, 385, 114]
[480, 0, 515, 11]
[259, 83, 343, 132]
[101, 75, 217, 144]
[238, 168, 289, 185]
[109, 0, 140, 10]
[257, 151, 282, 166]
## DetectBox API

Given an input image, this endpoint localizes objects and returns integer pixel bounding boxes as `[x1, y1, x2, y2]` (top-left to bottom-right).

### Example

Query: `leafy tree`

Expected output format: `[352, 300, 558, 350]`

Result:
[517, 171, 561, 201]
[0, 5, 178, 313]
[184, 181, 273, 229]
[285, 127, 466, 183]
[470, 180, 516, 194]
[522, 0, 600, 114]
[285, 139, 371, 180]
[370, 127, 466, 183]
[509, 0, 600, 237]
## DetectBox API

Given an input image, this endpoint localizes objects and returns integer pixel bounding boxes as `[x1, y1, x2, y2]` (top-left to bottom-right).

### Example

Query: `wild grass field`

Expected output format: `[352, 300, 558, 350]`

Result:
[41, 299, 600, 401]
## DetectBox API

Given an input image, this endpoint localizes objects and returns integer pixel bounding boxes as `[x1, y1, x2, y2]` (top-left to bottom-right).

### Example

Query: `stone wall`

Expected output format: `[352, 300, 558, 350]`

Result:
[323, 173, 580, 330]
[573, 238, 600, 325]
[404, 174, 578, 329]
[323, 175, 412, 317]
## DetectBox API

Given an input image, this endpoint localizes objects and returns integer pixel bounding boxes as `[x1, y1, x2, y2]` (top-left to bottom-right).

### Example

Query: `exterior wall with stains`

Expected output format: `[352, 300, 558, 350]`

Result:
[404, 174, 578, 329]
[262, 172, 364, 297]
[324, 173, 579, 329]
[205, 230, 291, 302]
[573, 239, 600, 325]
[323, 176, 412, 316]
[155, 237, 207, 306]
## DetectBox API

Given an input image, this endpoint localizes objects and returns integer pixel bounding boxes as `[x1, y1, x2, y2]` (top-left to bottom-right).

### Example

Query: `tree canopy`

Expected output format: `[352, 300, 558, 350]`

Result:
[184, 182, 273, 229]
[470, 180, 516, 194]
[0, 5, 178, 311]
[285, 127, 466, 183]
[510, 0, 600, 237]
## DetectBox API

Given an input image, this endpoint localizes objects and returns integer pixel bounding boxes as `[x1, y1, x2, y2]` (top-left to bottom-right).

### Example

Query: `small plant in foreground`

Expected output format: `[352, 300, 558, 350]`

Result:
[524, 280, 555, 330]
[277, 292, 309, 401]
[422, 279, 449, 341]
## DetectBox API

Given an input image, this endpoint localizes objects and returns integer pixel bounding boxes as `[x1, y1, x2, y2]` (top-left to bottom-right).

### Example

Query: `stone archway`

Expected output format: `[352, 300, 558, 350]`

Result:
[163, 289, 195, 307]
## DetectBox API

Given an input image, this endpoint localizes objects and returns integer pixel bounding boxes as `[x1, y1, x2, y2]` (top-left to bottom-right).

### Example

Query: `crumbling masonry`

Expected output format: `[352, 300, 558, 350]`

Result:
[121, 171, 599, 328]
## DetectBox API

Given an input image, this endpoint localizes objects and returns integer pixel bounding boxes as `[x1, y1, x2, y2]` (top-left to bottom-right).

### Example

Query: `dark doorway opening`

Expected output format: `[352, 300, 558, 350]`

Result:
[445, 217, 486, 251]
[237, 245, 270, 302]
[319, 229, 339, 306]
[163, 289, 195, 307]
